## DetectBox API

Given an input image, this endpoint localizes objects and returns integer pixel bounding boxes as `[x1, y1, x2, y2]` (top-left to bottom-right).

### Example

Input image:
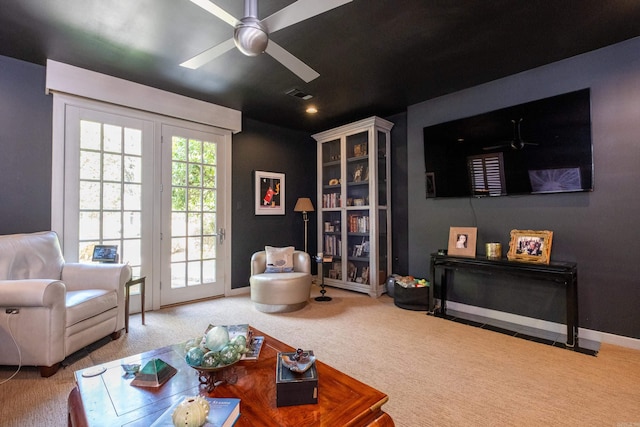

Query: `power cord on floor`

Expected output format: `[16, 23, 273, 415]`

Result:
[0, 311, 22, 384]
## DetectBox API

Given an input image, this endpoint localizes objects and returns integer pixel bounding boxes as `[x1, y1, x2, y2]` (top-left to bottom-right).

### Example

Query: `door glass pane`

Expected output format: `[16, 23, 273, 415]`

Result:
[79, 181, 100, 209]
[124, 128, 142, 155]
[124, 184, 142, 210]
[123, 211, 141, 238]
[377, 131, 387, 206]
[172, 237, 186, 262]
[77, 119, 143, 288]
[80, 121, 101, 150]
[80, 151, 101, 180]
[170, 135, 218, 289]
[321, 138, 342, 208]
[346, 132, 369, 207]
[103, 124, 122, 152]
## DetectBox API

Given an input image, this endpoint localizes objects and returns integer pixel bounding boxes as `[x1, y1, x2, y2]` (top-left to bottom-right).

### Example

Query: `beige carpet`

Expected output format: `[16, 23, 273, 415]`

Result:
[1, 285, 639, 426]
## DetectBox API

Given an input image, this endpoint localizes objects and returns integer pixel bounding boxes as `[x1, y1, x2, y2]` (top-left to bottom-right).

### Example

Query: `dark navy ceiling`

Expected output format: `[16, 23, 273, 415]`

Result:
[2, 0, 640, 132]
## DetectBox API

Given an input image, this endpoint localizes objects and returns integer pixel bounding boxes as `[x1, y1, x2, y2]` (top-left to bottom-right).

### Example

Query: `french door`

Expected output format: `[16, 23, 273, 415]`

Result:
[160, 124, 228, 305]
[63, 105, 154, 310]
[58, 99, 231, 310]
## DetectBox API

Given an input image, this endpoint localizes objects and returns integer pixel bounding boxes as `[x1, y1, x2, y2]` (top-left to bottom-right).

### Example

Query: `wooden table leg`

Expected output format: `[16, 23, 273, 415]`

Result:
[124, 280, 130, 333]
[125, 276, 146, 332]
[68, 386, 88, 427]
[140, 277, 145, 325]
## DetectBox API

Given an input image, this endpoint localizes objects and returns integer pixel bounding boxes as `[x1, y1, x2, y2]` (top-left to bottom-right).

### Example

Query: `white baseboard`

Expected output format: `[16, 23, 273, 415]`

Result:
[447, 301, 640, 351]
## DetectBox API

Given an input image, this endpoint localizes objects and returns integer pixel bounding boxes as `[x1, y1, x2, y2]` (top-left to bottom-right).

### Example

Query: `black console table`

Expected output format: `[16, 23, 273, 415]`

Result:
[429, 253, 579, 349]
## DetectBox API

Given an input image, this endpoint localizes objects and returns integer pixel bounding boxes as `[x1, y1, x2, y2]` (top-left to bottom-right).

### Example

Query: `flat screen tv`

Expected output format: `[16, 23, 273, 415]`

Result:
[423, 89, 593, 198]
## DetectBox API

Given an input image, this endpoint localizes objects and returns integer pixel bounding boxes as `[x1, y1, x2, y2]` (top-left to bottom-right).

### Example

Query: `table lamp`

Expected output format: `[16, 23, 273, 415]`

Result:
[294, 197, 314, 253]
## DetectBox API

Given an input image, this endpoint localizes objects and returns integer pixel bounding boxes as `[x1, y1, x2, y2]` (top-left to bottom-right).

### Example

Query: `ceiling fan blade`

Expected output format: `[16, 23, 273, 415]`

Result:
[262, 0, 352, 33]
[188, 0, 239, 27]
[483, 144, 508, 151]
[265, 41, 320, 82]
[180, 38, 236, 69]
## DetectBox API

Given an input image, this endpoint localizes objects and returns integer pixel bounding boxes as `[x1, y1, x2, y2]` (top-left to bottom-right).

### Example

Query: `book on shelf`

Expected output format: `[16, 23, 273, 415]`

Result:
[150, 396, 240, 427]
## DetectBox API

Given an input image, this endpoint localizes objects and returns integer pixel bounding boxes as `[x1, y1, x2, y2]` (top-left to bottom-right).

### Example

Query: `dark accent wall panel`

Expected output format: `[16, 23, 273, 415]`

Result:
[406, 39, 640, 339]
[231, 118, 316, 289]
[0, 56, 52, 234]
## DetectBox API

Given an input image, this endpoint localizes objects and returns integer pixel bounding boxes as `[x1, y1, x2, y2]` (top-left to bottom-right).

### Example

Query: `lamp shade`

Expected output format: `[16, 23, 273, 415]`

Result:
[294, 197, 314, 212]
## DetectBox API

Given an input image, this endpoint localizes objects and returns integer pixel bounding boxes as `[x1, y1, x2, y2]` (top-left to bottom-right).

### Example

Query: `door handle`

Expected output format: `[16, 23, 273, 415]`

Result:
[216, 228, 225, 244]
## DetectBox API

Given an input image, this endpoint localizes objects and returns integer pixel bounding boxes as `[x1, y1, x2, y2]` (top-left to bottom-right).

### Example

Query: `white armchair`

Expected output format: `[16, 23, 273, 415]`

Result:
[249, 248, 312, 313]
[0, 231, 131, 376]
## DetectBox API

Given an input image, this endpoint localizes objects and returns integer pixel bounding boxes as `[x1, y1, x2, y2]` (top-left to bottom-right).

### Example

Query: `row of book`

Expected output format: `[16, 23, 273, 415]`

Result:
[348, 214, 370, 233]
[323, 235, 342, 256]
[322, 192, 342, 208]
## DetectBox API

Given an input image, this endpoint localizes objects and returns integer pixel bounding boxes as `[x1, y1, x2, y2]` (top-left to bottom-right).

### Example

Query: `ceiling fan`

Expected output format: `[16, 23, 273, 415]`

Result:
[483, 118, 539, 151]
[181, 0, 352, 82]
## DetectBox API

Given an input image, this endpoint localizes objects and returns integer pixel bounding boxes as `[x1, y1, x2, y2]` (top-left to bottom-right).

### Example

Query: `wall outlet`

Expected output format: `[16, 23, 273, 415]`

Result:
[5, 308, 19, 314]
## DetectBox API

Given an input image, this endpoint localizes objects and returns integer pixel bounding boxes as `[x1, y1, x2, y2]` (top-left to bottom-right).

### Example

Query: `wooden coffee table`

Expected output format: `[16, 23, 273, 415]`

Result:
[68, 327, 394, 426]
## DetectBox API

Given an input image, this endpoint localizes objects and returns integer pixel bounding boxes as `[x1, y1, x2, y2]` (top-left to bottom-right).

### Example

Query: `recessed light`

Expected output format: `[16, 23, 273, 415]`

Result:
[306, 106, 318, 114]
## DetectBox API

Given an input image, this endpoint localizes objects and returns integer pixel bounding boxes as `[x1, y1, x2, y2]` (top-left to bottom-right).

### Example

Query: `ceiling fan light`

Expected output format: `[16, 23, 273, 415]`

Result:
[234, 18, 268, 56]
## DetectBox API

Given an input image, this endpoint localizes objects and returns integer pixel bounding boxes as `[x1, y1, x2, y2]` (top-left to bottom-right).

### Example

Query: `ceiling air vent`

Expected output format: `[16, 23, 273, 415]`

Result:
[285, 88, 313, 100]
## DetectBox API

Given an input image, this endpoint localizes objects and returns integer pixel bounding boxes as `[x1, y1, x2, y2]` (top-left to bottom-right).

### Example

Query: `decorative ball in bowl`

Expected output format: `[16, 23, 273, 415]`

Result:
[183, 325, 249, 371]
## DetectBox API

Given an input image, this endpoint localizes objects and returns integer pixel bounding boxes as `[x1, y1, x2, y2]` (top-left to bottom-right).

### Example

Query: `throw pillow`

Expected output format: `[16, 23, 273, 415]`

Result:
[265, 246, 295, 273]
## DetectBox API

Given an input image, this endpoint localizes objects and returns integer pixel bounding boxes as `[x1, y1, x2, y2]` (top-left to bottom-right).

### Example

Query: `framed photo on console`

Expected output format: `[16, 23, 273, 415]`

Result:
[447, 226, 477, 257]
[507, 229, 553, 264]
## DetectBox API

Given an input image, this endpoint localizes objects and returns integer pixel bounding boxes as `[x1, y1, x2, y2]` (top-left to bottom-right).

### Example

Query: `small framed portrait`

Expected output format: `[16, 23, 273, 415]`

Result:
[447, 226, 478, 257]
[507, 229, 553, 264]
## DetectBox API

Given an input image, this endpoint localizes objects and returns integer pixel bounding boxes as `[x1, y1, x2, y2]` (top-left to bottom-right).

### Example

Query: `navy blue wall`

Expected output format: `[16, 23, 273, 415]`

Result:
[407, 38, 640, 339]
[0, 56, 52, 234]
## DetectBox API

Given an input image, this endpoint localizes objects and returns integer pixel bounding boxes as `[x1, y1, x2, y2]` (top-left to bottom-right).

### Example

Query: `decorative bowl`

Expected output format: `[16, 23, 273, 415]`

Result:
[188, 358, 240, 373]
[121, 363, 140, 376]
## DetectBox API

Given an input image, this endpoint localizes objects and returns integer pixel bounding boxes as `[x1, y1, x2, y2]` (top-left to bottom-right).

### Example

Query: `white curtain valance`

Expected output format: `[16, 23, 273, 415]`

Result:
[45, 59, 241, 133]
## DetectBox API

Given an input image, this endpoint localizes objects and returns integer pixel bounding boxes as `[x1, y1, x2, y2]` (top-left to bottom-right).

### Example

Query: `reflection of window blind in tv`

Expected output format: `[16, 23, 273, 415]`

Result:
[467, 153, 505, 197]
